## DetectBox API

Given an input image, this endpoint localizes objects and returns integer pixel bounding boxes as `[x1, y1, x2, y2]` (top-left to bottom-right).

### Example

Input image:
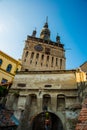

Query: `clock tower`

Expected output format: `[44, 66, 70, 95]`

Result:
[21, 20, 66, 71]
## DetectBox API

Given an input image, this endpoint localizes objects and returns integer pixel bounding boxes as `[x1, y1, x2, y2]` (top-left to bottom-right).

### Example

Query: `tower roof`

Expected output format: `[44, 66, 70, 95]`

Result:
[40, 17, 50, 40]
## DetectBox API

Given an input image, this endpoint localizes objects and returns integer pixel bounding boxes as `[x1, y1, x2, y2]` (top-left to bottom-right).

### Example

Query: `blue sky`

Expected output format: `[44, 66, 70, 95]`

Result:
[0, 0, 87, 69]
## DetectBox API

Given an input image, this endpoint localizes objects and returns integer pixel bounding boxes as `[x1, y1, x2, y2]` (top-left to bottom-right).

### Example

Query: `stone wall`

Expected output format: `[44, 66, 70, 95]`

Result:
[6, 70, 82, 130]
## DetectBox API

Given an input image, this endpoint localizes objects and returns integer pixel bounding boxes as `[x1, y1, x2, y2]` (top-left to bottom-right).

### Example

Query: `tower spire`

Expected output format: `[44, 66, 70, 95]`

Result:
[46, 16, 48, 23]
[32, 28, 37, 37]
[40, 17, 50, 40]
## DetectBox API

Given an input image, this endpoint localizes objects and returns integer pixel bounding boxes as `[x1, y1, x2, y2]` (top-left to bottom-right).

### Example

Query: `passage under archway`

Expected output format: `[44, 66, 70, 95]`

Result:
[32, 112, 63, 130]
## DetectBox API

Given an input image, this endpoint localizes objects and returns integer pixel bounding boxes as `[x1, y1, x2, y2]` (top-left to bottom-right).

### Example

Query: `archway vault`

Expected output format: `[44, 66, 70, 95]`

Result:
[32, 111, 64, 130]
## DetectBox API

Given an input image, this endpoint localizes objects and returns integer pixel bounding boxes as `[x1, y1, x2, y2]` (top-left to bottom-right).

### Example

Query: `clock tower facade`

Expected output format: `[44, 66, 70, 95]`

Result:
[21, 21, 66, 71]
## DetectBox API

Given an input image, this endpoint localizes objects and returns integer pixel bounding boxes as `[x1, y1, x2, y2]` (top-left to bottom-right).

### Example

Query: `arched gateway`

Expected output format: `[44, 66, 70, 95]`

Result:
[32, 112, 63, 130]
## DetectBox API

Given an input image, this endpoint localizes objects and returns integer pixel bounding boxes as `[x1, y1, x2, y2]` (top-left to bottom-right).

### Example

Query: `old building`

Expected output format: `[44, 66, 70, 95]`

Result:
[6, 20, 87, 130]
[22, 20, 65, 71]
[80, 61, 87, 72]
[80, 61, 87, 80]
[0, 50, 22, 84]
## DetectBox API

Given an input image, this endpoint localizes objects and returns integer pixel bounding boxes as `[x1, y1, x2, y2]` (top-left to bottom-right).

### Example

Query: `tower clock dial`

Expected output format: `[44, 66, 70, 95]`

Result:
[34, 44, 43, 51]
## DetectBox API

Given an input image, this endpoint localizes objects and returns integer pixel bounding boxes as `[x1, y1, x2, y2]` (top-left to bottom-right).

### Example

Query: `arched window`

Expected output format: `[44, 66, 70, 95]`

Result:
[47, 56, 49, 61]
[0, 59, 3, 66]
[43, 94, 51, 111]
[31, 52, 34, 59]
[6, 64, 12, 72]
[60, 59, 62, 69]
[56, 58, 58, 66]
[41, 55, 44, 60]
[29, 94, 37, 106]
[51, 57, 54, 67]
[25, 51, 28, 57]
[57, 94, 65, 110]
[36, 53, 39, 59]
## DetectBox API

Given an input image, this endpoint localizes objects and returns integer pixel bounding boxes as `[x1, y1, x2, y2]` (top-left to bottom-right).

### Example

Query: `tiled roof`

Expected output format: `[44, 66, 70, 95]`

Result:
[75, 98, 87, 130]
[0, 104, 19, 127]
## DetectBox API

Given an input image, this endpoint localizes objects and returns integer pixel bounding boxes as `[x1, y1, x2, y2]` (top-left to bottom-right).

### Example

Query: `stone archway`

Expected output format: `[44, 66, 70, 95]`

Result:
[32, 111, 63, 130]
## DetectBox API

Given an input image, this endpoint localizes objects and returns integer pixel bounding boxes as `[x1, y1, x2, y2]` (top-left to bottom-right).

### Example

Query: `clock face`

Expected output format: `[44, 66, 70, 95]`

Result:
[34, 44, 43, 51]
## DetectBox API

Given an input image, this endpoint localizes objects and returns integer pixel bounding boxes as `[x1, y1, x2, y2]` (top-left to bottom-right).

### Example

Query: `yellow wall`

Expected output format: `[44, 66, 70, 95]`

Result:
[76, 69, 86, 83]
[0, 50, 22, 83]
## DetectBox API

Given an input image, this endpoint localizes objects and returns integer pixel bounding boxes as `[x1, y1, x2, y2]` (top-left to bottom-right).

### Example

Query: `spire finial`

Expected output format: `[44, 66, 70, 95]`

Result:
[46, 16, 48, 23]
[44, 16, 48, 28]
[56, 33, 60, 43]
[32, 27, 37, 37]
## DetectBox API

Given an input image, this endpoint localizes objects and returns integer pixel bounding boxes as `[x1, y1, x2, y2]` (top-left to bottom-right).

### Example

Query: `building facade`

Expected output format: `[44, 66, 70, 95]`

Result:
[6, 69, 86, 130]
[22, 21, 65, 71]
[6, 21, 87, 130]
[0, 50, 22, 84]
[80, 61, 87, 80]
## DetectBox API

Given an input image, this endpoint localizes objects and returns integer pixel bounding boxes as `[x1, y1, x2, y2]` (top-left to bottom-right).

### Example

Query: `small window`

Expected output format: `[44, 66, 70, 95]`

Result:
[36, 53, 39, 59]
[60, 59, 62, 69]
[41, 55, 44, 60]
[25, 69, 28, 72]
[51, 57, 54, 67]
[52, 57, 54, 63]
[36, 61, 37, 65]
[18, 83, 26, 87]
[25, 51, 28, 57]
[0, 59, 3, 66]
[56, 58, 58, 66]
[6, 64, 12, 72]
[41, 63, 43, 66]
[1, 78, 8, 84]
[44, 85, 52, 87]
[47, 56, 49, 61]
[31, 52, 34, 59]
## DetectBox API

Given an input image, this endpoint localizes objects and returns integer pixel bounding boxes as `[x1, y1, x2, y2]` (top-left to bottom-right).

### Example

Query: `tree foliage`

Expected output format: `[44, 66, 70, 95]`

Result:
[0, 86, 8, 97]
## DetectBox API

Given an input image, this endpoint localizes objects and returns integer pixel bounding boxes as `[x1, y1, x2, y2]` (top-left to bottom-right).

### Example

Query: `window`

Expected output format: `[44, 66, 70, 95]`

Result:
[0, 59, 3, 66]
[57, 95, 65, 110]
[43, 94, 51, 111]
[60, 59, 62, 69]
[18, 83, 26, 87]
[44, 85, 52, 87]
[25, 51, 28, 57]
[52, 57, 54, 63]
[6, 64, 12, 72]
[25, 69, 28, 72]
[41, 63, 43, 66]
[36, 61, 37, 65]
[47, 56, 49, 61]
[36, 53, 39, 59]
[41, 55, 44, 60]
[1, 78, 8, 84]
[29, 94, 37, 106]
[51, 57, 54, 67]
[56, 58, 58, 66]
[31, 52, 34, 59]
